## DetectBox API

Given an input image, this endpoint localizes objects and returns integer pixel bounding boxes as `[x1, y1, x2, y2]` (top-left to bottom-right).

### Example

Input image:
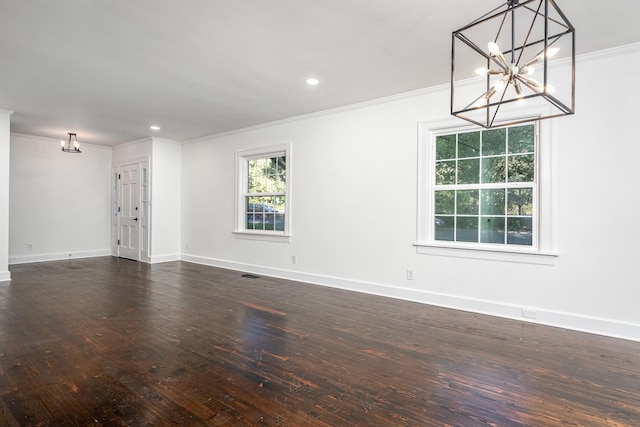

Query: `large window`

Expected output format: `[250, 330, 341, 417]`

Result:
[434, 125, 536, 246]
[235, 145, 291, 239]
[416, 116, 556, 265]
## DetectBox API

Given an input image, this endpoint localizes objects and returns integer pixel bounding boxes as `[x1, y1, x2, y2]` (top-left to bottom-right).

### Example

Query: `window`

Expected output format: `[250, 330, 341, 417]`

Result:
[416, 116, 557, 265]
[235, 144, 291, 240]
[434, 125, 535, 246]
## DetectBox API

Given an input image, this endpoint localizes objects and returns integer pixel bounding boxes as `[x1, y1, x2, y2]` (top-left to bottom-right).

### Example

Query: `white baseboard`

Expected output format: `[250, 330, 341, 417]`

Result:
[181, 254, 640, 343]
[148, 254, 180, 264]
[0, 270, 10, 282]
[8, 249, 111, 265]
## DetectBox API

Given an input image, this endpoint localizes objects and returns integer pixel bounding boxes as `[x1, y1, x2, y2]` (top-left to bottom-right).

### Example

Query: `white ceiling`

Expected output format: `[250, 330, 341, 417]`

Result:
[2, 1, 639, 147]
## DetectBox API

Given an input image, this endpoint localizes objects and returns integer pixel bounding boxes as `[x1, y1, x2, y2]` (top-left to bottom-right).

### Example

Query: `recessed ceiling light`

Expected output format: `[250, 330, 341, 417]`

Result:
[150, 125, 160, 131]
[305, 78, 319, 86]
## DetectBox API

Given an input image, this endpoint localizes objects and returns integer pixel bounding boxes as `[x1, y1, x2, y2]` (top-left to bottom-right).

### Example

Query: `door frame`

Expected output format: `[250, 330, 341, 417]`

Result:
[111, 157, 151, 262]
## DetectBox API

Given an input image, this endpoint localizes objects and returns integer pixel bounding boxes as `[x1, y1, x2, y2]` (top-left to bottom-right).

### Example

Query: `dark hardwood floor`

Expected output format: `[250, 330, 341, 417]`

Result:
[1, 258, 639, 426]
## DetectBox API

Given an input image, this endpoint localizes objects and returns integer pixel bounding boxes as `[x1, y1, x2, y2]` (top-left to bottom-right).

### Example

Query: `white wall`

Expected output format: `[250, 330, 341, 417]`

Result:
[181, 44, 640, 341]
[9, 134, 112, 264]
[150, 138, 181, 262]
[112, 138, 152, 165]
[0, 110, 12, 281]
[111, 137, 181, 262]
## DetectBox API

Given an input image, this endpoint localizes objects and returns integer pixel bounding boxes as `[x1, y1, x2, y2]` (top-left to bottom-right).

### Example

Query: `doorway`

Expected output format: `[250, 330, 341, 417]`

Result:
[113, 160, 149, 262]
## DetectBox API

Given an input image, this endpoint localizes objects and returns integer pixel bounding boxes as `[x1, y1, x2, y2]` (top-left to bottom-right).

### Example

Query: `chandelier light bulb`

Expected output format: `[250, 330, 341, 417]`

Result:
[513, 80, 524, 98]
[494, 76, 509, 92]
[474, 98, 487, 108]
[546, 47, 560, 58]
[520, 66, 535, 75]
[519, 76, 542, 91]
[488, 42, 500, 55]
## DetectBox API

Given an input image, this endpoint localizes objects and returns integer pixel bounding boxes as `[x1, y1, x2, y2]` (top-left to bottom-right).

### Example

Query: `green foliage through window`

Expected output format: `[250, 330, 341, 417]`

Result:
[434, 124, 535, 246]
[245, 155, 286, 231]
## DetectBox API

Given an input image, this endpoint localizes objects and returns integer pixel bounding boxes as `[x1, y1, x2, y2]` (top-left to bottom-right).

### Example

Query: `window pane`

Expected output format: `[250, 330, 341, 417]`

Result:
[435, 190, 455, 214]
[246, 196, 285, 231]
[457, 190, 478, 215]
[456, 217, 478, 242]
[265, 174, 286, 193]
[458, 159, 480, 184]
[508, 125, 535, 154]
[248, 177, 257, 193]
[482, 128, 506, 156]
[458, 132, 480, 158]
[248, 159, 259, 177]
[481, 189, 505, 215]
[508, 154, 534, 182]
[507, 217, 532, 246]
[248, 155, 286, 193]
[436, 135, 456, 160]
[429, 125, 536, 248]
[481, 156, 506, 183]
[435, 160, 456, 185]
[480, 217, 505, 244]
[435, 216, 454, 241]
[507, 188, 533, 216]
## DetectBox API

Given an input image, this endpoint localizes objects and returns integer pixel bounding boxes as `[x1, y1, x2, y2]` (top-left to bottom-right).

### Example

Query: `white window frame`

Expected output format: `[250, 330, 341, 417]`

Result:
[234, 143, 292, 242]
[416, 112, 557, 265]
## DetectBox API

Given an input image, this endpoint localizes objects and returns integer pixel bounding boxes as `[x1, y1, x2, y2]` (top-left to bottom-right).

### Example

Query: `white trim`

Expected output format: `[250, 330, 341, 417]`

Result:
[180, 254, 640, 343]
[235, 143, 292, 239]
[416, 107, 556, 262]
[181, 43, 640, 147]
[577, 41, 640, 64]
[0, 271, 11, 282]
[232, 231, 292, 243]
[113, 137, 152, 150]
[414, 243, 557, 265]
[148, 254, 180, 264]
[182, 84, 450, 145]
[10, 132, 112, 151]
[9, 249, 111, 265]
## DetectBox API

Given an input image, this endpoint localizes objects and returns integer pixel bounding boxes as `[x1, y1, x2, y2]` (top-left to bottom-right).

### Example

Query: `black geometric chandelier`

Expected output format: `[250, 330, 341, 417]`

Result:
[451, 0, 575, 128]
[61, 132, 81, 153]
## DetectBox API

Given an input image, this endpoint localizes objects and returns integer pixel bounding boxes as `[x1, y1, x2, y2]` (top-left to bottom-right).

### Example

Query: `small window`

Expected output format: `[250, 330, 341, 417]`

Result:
[235, 145, 291, 239]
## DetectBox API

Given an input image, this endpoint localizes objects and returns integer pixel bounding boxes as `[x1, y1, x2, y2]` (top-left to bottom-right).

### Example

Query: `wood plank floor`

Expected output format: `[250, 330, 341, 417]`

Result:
[1, 257, 639, 426]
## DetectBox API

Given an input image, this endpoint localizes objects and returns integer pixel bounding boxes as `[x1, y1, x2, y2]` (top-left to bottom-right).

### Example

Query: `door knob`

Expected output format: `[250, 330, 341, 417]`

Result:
[133, 217, 138, 221]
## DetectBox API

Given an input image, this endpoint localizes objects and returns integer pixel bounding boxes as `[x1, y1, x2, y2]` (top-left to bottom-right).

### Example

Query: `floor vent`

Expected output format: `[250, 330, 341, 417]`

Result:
[241, 273, 261, 279]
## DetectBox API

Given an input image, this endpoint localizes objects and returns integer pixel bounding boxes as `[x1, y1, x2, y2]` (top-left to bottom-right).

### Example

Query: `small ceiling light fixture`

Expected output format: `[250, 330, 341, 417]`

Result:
[150, 125, 160, 131]
[305, 78, 320, 86]
[451, 0, 575, 128]
[60, 132, 81, 153]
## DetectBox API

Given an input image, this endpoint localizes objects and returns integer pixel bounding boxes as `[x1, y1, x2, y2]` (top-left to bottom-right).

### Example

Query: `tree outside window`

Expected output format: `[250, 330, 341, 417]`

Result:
[434, 124, 536, 246]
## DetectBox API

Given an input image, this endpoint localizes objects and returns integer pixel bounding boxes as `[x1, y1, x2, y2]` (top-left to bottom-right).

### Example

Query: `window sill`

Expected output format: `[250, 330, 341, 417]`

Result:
[414, 242, 557, 266]
[233, 231, 292, 243]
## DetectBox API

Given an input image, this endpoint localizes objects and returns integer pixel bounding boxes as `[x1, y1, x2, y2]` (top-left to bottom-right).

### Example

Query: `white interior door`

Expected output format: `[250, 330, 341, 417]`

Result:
[118, 163, 140, 260]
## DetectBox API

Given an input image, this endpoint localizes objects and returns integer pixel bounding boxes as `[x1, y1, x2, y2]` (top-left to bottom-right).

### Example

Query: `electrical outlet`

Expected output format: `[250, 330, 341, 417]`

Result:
[27, 243, 33, 251]
[521, 309, 537, 319]
[406, 269, 415, 280]
[291, 255, 297, 264]
[185, 243, 189, 250]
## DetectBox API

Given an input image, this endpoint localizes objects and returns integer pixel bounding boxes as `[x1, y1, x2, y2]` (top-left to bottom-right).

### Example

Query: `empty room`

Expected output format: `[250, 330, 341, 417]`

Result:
[1, 1, 639, 426]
